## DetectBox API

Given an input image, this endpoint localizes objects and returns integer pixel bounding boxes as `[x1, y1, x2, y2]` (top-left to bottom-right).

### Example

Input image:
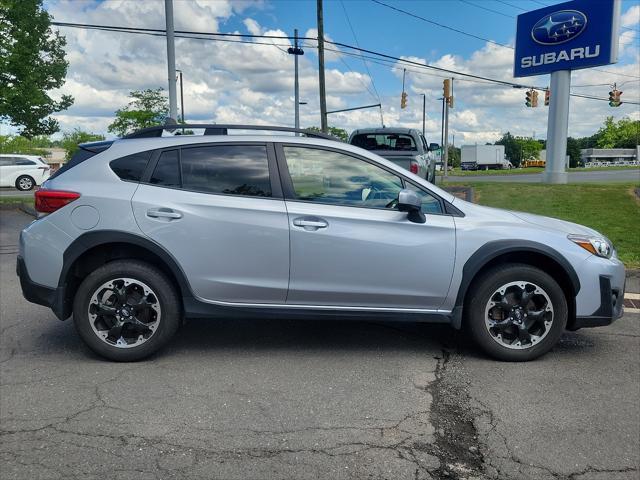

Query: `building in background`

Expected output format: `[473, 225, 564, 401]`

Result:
[580, 147, 639, 167]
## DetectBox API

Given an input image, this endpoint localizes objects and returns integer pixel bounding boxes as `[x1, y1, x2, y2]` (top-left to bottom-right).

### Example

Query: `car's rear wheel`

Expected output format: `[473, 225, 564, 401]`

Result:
[465, 264, 567, 361]
[73, 260, 181, 361]
[15, 175, 35, 191]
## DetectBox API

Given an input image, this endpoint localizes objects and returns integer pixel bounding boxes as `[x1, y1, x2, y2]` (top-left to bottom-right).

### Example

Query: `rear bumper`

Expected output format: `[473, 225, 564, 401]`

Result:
[17, 256, 69, 320]
[571, 275, 624, 330]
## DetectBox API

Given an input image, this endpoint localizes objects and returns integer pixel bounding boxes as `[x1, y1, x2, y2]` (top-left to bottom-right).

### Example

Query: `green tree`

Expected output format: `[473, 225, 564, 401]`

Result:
[0, 0, 74, 138]
[566, 137, 582, 168]
[0, 135, 48, 155]
[594, 116, 640, 148]
[306, 126, 349, 142]
[448, 145, 461, 168]
[495, 132, 521, 166]
[518, 137, 542, 161]
[60, 129, 105, 160]
[108, 88, 168, 137]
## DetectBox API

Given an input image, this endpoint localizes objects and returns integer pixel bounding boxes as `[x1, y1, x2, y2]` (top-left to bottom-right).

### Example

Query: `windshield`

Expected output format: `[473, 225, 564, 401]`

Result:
[351, 133, 417, 152]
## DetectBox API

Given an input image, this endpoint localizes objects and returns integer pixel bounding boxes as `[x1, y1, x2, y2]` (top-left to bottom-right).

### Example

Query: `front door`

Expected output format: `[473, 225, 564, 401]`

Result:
[132, 143, 289, 304]
[279, 145, 456, 310]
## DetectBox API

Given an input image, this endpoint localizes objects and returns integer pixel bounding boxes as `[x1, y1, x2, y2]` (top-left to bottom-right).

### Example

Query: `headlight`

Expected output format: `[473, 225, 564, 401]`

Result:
[568, 234, 613, 259]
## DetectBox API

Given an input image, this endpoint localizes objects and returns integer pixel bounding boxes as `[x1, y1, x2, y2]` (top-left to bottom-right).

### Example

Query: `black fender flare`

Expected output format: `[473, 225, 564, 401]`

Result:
[57, 230, 194, 319]
[451, 240, 580, 328]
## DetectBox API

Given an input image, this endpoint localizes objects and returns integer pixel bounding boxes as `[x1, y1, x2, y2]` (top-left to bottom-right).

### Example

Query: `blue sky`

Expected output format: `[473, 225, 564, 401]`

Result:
[14, 0, 639, 144]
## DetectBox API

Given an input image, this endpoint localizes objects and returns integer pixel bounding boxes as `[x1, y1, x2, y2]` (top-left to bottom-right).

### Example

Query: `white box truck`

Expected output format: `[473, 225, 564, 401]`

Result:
[461, 145, 511, 170]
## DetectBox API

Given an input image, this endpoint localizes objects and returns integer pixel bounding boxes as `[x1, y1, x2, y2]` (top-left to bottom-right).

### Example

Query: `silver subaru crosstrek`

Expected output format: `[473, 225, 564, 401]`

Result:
[18, 125, 625, 362]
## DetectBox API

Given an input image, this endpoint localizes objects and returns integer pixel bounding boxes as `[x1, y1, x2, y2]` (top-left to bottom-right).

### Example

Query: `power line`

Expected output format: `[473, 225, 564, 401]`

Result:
[339, 0, 382, 102]
[51, 20, 640, 104]
[494, 0, 526, 12]
[370, 0, 513, 49]
[368, 2, 640, 79]
[458, 0, 513, 19]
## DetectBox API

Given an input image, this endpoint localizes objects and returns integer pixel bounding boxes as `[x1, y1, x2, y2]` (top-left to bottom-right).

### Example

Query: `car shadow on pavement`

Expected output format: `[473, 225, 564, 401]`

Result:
[26, 313, 602, 362]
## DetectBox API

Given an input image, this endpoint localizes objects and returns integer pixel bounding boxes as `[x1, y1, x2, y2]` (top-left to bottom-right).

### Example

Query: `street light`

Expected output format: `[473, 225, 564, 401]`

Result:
[175, 69, 185, 123]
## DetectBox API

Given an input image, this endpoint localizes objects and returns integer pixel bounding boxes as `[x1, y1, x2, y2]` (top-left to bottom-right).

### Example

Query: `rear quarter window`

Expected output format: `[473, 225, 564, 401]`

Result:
[110, 151, 153, 182]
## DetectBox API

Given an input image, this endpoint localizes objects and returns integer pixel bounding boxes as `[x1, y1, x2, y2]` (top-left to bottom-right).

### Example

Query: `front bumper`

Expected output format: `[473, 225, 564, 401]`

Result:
[17, 256, 69, 320]
[571, 275, 624, 330]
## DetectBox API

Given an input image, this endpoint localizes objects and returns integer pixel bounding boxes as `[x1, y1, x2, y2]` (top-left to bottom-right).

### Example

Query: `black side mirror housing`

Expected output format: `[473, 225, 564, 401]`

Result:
[429, 143, 440, 152]
[397, 189, 426, 224]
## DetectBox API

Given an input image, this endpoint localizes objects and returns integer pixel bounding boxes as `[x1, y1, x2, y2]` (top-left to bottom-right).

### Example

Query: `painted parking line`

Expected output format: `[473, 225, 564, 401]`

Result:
[625, 293, 640, 300]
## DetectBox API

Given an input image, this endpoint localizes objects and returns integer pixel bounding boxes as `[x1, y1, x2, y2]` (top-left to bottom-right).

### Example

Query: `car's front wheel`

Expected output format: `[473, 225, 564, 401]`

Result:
[15, 175, 35, 191]
[465, 264, 568, 361]
[73, 260, 181, 361]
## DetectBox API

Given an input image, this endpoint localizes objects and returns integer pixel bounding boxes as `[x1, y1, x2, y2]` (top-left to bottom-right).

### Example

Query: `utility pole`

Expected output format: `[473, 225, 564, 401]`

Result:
[164, 0, 178, 122]
[443, 97, 449, 178]
[317, 0, 328, 133]
[288, 29, 304, 133]
[419, 93, 426, 135]
[176, 69, 184, 123]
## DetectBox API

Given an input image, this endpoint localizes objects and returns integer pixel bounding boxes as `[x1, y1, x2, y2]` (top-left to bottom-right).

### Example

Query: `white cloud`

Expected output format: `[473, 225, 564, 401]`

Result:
[4, 0, 633, 145]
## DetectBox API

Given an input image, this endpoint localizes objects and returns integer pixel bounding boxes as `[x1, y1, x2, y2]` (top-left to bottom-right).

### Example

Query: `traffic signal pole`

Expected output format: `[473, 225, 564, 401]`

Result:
[544, 70, 571, 184]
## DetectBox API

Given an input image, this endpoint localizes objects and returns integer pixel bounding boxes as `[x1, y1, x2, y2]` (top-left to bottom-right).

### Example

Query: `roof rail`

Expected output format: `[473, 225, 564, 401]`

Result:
[122, 124, 341, 141]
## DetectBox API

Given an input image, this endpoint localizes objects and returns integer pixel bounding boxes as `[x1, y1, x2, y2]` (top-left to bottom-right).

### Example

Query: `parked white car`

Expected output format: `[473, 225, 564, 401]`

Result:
[0, 154, 51, 190]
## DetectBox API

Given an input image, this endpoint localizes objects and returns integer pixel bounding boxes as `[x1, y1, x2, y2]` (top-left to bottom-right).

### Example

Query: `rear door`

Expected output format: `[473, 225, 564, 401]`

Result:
[132, 142, 290, 304]
[277, 144, 456, 310]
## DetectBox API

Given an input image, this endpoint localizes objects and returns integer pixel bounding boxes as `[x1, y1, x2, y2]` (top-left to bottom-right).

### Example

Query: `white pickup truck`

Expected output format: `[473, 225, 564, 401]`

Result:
[348, 128, 438, 183]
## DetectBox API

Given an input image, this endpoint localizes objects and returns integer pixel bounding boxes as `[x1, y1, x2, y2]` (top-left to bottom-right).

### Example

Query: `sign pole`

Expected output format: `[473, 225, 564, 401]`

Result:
[544, 70, 571, 184]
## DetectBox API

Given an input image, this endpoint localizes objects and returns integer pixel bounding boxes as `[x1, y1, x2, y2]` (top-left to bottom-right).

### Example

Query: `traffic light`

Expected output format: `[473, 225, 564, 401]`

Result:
[443, 79, 450, 99]
[401, 91, 407, 109]
[532, 90, 539, 107]
[544, 89, 550, 106]
[525, 89, 533, 107]
[448, 95, 454, 109]
[609, 88, 622, 107]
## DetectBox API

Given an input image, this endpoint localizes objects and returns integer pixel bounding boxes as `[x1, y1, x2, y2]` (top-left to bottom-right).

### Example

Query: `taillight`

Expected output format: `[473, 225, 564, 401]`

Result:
[35, 189, 80, 213]
[410, 163, 419, 174]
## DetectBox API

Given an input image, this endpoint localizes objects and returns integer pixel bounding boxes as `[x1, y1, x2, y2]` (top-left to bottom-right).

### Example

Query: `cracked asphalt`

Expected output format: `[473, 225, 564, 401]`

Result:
[1, 209, 638, 480]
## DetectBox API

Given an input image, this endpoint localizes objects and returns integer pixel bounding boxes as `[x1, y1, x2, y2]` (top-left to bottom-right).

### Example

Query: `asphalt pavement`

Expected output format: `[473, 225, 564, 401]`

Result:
[1, 209, 638, 480]
[0, 188, 34, 197]
[444, 169, 640, 183]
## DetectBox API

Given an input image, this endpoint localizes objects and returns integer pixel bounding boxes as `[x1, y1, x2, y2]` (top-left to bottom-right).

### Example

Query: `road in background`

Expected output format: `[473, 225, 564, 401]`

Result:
[444, 169, 640, 183]
[1, 209, 637, 479]
[0, 188, 34, 197]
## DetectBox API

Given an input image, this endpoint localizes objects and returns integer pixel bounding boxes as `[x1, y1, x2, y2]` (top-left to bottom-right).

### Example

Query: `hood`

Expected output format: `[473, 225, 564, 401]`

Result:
[452, 199, 602, 236]
[508, 211, 601, 236]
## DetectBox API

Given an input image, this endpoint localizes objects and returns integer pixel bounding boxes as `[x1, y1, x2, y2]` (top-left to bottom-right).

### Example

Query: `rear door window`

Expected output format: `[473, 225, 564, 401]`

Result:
[180, 145, 272, 197]
[150, 150, 181, 187]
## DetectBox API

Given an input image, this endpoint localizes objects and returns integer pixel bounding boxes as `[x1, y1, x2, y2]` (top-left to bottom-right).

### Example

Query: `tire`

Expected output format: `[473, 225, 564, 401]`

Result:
[465, 264, 568, 362]
[73, 260, 181, 361]
[15, 175, 35, 191]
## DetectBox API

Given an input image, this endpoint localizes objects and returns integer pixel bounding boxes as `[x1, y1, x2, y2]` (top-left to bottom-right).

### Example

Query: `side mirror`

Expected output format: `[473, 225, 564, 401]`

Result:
[397, 189, 426, 224]
[429, 143, 440, 152]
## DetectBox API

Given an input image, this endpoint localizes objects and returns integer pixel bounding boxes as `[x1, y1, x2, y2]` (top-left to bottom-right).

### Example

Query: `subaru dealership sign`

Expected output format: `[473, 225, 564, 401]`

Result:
[514, 0, 621, 77]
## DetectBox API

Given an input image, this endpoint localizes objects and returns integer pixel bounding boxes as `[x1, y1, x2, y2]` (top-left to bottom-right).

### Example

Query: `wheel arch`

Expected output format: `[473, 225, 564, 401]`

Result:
[452, 240, 580, 329]
[58, 231, 193, 320]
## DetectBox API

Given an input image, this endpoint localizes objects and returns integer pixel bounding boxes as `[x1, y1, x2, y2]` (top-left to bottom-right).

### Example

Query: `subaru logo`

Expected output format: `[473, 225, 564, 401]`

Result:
[531, 10, 587, 45]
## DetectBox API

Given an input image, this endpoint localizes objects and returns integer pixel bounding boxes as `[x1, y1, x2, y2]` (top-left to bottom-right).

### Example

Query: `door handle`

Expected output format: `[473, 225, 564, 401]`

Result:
[147, 208, 182, 220]
[292, 217, 328, 230]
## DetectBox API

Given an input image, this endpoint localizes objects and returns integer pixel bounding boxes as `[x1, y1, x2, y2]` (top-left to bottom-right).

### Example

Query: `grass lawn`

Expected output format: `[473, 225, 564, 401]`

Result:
[438, 165, 639, 177]
[454, 183, 640, 268]
[0, 196, 34, 207]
